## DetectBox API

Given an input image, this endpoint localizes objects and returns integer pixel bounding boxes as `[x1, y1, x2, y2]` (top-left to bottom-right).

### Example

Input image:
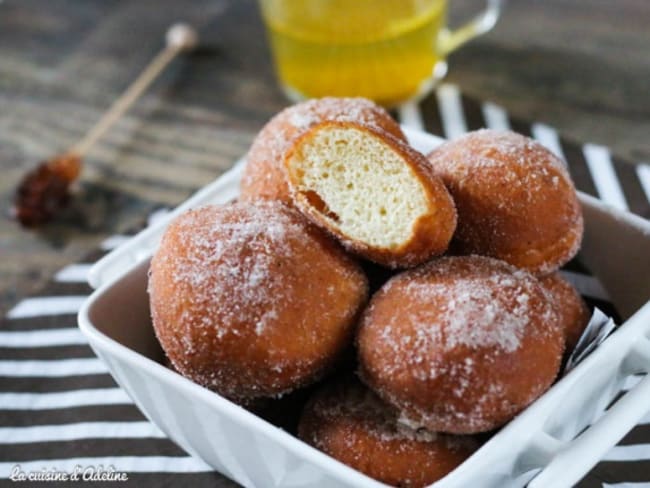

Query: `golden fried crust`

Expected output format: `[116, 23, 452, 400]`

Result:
[539, 272, 590, 353]
[148, 201, 368, 402]
[299, 379, 478, 488]
[284, 120, 457, 268]
[426, 129, 583, 275]
[357, 256, 564, 434]
[240, 97, 405, 204]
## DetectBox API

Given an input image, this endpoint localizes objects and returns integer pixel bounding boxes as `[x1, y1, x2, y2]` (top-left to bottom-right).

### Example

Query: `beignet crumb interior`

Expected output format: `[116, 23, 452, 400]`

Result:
[286, 125, 431, 250]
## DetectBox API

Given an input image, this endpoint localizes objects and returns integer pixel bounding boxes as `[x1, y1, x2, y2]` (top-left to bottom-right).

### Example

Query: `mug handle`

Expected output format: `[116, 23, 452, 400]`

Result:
[438, 0, 503, 56]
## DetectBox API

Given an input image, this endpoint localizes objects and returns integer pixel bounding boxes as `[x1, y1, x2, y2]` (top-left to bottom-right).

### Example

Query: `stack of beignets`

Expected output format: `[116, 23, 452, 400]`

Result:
[148, 97, 590, 487]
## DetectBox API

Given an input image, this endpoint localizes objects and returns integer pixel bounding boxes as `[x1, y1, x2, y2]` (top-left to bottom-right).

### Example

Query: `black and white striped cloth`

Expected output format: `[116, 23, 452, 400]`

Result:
[1, 84, 649, 487]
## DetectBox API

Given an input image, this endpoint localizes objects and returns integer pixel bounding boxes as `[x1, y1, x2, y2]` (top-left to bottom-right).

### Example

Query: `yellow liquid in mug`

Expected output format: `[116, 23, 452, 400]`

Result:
[261, 0, 447, 107]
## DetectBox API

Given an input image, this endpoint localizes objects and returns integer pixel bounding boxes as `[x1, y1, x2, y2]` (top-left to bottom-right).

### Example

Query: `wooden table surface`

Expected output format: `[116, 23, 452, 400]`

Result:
[1, 0, 649, 312]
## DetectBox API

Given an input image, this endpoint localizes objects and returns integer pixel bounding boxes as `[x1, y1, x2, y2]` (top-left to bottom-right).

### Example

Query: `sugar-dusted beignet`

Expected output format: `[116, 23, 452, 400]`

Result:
[426, 129, 583, 275]
[148, 201, 368, 402]
[357, 255, 564, 434]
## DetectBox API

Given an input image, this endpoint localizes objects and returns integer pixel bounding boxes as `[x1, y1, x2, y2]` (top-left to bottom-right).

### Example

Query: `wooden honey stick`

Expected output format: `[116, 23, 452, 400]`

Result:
[12, 23, 198, 227]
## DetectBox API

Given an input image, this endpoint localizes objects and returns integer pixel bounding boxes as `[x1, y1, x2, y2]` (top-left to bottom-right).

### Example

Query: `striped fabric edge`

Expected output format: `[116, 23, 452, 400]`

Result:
[603, 482, 650, 488]
[0, 421, 166, 444]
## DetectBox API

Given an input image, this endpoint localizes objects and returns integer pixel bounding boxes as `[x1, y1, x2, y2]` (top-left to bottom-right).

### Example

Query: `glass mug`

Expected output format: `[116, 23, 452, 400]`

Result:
[259, 0, 502, 107]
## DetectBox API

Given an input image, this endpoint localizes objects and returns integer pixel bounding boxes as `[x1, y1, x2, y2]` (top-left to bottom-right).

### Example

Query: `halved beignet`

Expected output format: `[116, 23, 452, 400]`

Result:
[285, 121, 457, 268]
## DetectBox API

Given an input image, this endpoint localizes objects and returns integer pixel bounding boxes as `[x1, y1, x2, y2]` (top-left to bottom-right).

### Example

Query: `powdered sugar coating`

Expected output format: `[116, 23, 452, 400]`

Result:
[426, 129, 583, 275]
[240, 97, 405, 203]
[402, 274, 535, 355]
[299, 378, 478, 487]
[358, 255, 564, 434]
[148, 201, 368, 401]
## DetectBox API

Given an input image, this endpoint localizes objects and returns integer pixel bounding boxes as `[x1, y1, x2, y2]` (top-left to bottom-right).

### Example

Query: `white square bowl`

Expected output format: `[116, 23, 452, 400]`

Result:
[79, 128, 650, 488]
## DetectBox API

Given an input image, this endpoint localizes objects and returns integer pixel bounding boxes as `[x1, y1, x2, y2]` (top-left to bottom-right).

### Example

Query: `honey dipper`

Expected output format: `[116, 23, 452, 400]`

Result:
[12, 23, 198, 227]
